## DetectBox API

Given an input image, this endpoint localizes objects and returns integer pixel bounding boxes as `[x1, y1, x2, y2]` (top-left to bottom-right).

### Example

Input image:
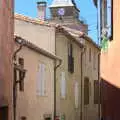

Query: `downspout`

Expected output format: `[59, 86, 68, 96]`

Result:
[80, 46, 86, 120]
[54, 60, 62, 120]
[54, 28, 62, 120]
[12, 42, 24, 120]
[97, 52, 101, 120]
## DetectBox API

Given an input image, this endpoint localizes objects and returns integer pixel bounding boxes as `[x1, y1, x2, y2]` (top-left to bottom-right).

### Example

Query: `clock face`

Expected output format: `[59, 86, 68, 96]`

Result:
[57, 8, 65, 16]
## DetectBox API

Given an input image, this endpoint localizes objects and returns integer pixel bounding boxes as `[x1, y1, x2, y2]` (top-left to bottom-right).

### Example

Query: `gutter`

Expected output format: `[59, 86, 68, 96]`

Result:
[15, 35, 61, 61]
[80, 46, 86, 120]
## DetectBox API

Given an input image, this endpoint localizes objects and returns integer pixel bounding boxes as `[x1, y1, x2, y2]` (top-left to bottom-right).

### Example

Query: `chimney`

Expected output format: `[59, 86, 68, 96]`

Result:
[37, 1, 47, 20]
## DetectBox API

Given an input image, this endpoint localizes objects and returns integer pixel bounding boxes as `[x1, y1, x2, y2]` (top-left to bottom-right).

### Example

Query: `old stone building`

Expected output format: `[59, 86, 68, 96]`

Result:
[48, 0, 100, 120]
[14, 0, 100, 120]
[14, 35, 61, 120]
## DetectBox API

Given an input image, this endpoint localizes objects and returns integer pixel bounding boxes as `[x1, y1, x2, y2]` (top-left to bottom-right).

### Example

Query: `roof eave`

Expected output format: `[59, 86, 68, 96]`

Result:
[14, 35, 62, 61]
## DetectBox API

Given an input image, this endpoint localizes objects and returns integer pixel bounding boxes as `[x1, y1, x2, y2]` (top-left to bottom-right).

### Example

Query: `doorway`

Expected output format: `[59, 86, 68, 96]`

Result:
[0, 106, 8, 120]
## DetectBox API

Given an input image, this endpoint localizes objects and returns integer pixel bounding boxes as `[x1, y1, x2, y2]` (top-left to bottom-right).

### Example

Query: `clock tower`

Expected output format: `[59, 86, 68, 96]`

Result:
[48, 0, 88, 33]
[49, 0, 80, 23]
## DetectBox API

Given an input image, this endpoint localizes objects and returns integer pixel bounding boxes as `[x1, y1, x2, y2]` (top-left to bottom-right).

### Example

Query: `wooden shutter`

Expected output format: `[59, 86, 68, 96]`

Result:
[61, 72, 66, 98]
[84, 77, 89, 105]
[75, 81, 79, 108]
[89, 48, 91, 62]
[68, 43, 74, 73]
[37, 63, 46, 96]
[94, 80, 99, 104]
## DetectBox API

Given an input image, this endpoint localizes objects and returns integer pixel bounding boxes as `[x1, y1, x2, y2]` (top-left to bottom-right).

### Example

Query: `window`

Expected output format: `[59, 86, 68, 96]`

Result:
[37, 63, 46, 96]
[84, 77, 89, 105]
[74, 81, 79, 108]
[94, 80, 99, 104]
[19, 58, 24, 67]
[21, 116, 27, 120]
[68, 43, 74, 73]
[60, 72, 66, 98]
[93, 51, 96, 69]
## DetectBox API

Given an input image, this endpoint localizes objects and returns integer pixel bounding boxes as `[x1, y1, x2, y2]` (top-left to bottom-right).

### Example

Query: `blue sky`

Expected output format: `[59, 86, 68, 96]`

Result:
[15, 0, 98, 43]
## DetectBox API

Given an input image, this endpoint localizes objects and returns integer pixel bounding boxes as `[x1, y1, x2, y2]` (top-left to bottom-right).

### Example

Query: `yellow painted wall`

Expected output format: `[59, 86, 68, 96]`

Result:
[56, 33, 82, 120]
[15, 44, 55, 120]
[15, 19, 55, 54]
[56, 32, 100, 120]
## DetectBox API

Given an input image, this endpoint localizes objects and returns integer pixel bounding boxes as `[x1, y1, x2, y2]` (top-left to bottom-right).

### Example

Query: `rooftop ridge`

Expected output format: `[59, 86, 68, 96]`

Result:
[15, 13, 52, 27]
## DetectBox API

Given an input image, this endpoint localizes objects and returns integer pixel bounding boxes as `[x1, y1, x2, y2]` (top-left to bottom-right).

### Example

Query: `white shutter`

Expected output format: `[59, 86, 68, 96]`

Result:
[37, 63, 46, 96]
[61, 72, 66, 98]
[75, 81, 79, 108]
[41, 63, 45, 96]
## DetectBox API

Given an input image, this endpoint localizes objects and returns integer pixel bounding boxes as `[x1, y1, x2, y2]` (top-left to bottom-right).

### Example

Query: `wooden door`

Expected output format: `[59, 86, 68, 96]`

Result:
[0, 106, 8, 120]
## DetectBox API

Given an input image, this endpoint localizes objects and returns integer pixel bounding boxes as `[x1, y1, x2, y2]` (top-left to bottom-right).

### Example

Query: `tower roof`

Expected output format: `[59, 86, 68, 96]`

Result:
[49, 0, 75, 8]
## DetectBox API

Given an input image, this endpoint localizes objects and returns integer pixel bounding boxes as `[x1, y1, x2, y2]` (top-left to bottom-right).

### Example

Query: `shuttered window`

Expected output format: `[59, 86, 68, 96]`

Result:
[68, 43, 74, 73]
[75, 81, 79, 108]
[93, 51, 96, 70]
[37, 63, 46, 96]
[60, 72, 66, 98]
[84, 77, 89, 105]
[94, 80, 99, 104]
[89, 48, 91, 62]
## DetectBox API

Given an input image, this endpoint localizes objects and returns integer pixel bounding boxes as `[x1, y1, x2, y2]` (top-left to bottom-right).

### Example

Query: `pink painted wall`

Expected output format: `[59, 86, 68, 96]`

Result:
[100, 0, 120, 120]
[0, 0, 14, 120]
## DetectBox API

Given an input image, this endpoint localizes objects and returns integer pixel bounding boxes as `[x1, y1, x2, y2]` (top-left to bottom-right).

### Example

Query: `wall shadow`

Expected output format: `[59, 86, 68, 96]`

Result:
[101, 78, 120, 120]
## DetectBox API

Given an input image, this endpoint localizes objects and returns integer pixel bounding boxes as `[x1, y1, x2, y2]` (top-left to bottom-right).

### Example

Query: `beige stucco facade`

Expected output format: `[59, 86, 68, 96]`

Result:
[14, 41, 55, 120]
[14, 13, 100, 120]
[55, 30, 100, 120]
[82, 40, 100, 120]
[55, 32, 82, 120]
[15, 14, 55, 54]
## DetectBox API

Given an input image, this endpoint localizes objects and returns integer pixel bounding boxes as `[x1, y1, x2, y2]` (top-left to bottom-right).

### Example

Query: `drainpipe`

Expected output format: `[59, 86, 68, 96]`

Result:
[54, 28, 62, 120]
[13, 43, 24, 120]
[13, 38, 25, 120]
[97, 52, 101, 120]
[80, 46, 86, 120]
[54, 60, 62, 120]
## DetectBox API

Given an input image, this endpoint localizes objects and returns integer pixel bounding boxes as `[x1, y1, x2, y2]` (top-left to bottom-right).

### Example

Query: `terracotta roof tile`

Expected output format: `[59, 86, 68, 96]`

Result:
[15, 13, 100, 50]
[15, 13, 52, 27]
